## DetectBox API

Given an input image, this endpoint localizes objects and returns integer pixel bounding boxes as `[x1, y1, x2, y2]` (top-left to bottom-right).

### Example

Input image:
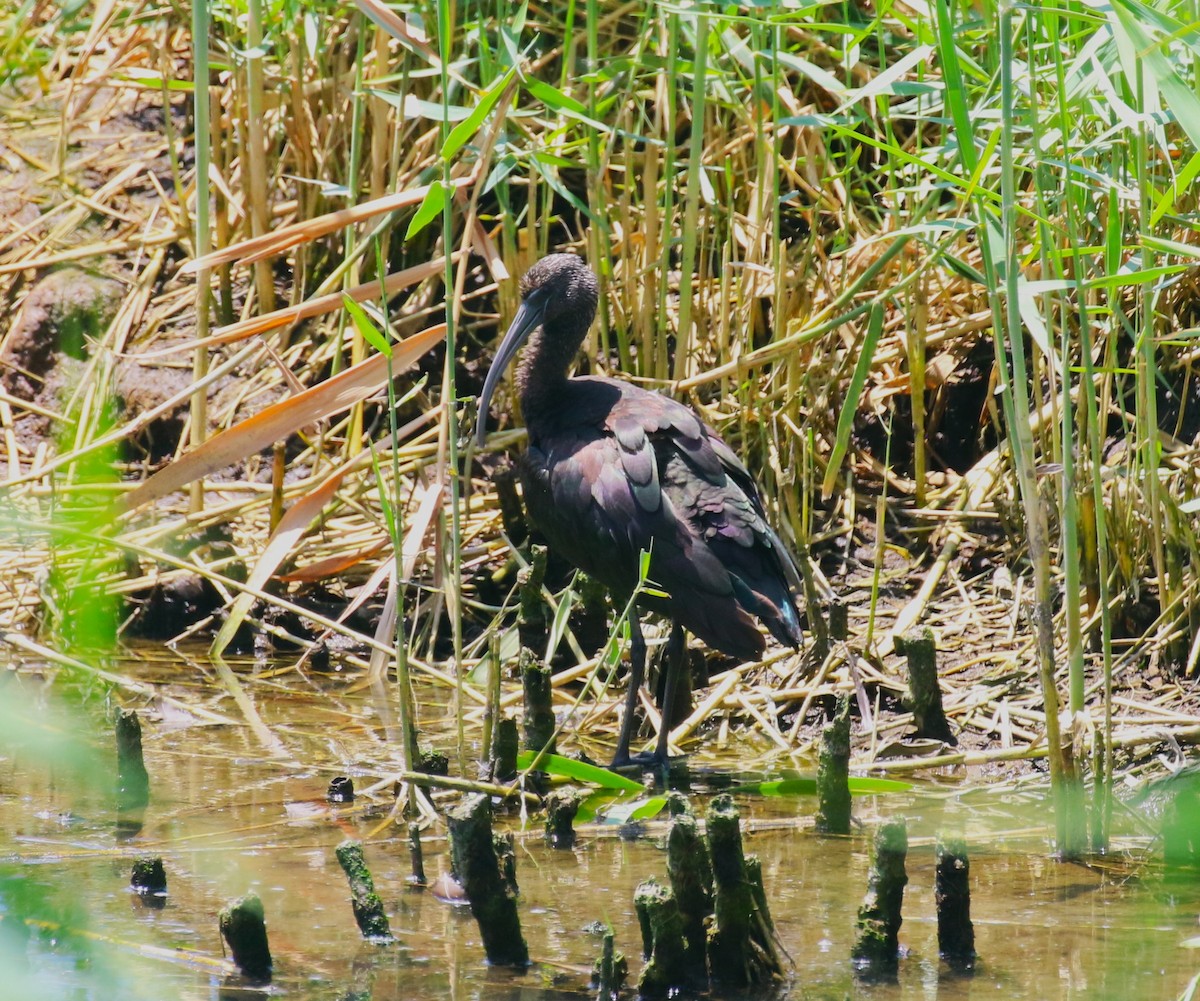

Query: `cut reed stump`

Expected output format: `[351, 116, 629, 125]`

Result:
[815, 693, 852, 834]
[335, 840, 392, 941]
[130, 857, 167, 896]
[416, 744, 449, 775]
[521, 649, 556, 755]
[852, 821, 909, 978]
[828, 595, 848, 641]
[495, 830, 518, 894]
[745, 857, 775, 936]
[895, 627, 954, 744]
[811, 594, 844, 660]
[408, 822, 427, 886]
[490, 716, 518, 781]
[705, 794, 784, 987]
[219, 892, 272, 982]
[574, 570, 610, 652]
[592, 926, 627, 1001]
[517, 545, 548, 644]
[493, 458, 528, 546]
[446, 793, 528, 968]
[544, 786, 582, 848]
[327, 775, 354, 803]
[634, 877, 688, 997]
[115, 708, 150, 812]
[665, 800, 713, 969]
[935, 836, 975, 967]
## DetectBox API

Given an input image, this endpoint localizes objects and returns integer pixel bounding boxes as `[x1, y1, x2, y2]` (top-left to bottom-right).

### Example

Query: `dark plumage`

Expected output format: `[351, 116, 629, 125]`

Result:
[477, 254, 804, 766]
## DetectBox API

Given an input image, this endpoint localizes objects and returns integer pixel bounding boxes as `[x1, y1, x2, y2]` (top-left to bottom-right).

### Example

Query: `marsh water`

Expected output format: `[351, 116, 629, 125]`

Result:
[1, 647, 1197, 1001]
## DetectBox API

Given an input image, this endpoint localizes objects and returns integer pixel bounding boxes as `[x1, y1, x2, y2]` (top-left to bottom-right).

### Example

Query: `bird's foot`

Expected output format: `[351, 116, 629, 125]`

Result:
[608, 749, 674, 773]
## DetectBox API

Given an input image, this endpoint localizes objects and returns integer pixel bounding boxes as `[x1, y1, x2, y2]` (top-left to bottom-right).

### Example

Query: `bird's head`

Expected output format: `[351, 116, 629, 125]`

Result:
[518, 254, 599, 327]
[476, 255, 598, 446]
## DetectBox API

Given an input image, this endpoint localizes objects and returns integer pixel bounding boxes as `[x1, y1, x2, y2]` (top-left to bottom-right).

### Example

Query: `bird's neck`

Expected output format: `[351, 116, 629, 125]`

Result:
[516, 320, 589, 424]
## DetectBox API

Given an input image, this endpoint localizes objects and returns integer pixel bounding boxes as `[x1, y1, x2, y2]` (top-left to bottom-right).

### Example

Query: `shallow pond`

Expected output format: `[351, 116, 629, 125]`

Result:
[1, 647, 1197, 1000]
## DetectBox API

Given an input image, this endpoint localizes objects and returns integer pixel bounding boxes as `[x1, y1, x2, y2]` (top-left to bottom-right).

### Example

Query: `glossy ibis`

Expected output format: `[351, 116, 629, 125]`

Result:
[476, 254, 804, 766]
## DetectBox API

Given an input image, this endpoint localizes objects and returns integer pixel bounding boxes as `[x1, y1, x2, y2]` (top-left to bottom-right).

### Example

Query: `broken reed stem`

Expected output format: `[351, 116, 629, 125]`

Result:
[896, 626, 954, 744]
[634, 877, 689, 998]
[334, 840, 392, 941]
[935, 836, 975, 966]
[815, 692, 852, 833]
[852, 820, 908, 978]
[408, 822, 427, 886]
[219, 893, 272, 982]
[115, 707, 150, 813]
[446, 793, 528, 968]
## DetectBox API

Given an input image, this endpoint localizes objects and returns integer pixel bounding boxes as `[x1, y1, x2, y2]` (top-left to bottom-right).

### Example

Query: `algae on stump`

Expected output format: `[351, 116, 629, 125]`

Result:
[852, 820, 909, 977]
[219, 892, 272, 982]
[544, 786, 582, 848]
[592, 926, 627, 1001]
[521, 649, 556, 755]
[490, 716, 518, 782]
[633, 877, 688, 998]
[335, 839, 392, 941]
[935, 835, 975, 966]
[665, 805, 712, 969]
[130, 857, 166, 895]
[705, 793, 784, 986]
[115, 708, 150, 812]
[446, 793, 528, 968]
[896, 627, 954, 743]
[815, 692, 851, 834]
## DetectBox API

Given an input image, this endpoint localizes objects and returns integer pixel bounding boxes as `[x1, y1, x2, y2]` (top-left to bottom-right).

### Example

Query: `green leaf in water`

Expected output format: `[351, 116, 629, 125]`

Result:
[733, 776, 912, 797]
[601, 795, 668, 825]
[516, 750, 642, 791]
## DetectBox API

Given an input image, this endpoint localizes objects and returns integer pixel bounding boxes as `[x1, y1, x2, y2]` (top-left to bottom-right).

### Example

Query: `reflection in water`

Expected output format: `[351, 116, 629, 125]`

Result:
[0, 649, 1197, 1001]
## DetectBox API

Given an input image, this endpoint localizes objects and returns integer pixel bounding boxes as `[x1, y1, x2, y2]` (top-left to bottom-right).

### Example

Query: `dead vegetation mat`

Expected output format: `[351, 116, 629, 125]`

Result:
[0, 14, 1197, 806]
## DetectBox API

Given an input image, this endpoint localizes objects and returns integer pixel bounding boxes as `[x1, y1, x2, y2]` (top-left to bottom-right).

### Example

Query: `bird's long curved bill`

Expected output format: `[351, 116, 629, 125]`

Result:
[475, 296, 545, 447]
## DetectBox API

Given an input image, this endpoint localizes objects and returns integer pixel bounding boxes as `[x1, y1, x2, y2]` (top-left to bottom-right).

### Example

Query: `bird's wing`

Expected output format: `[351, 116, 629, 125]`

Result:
[521, 429, 685, 588]
[520, 383, 728, 595]
[704, 431, 805, 596]
[520, 378, 801, 657]
[609, 388, 805, 647]
[608, 385, 804, 652]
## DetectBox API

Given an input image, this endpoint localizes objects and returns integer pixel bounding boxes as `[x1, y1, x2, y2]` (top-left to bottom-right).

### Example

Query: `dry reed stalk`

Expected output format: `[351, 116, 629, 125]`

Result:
[1, 2, 1198, 809]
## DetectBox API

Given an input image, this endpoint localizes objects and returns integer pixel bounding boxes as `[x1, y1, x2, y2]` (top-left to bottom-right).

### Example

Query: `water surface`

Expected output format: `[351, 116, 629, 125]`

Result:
[1, 647, 1196, 1000]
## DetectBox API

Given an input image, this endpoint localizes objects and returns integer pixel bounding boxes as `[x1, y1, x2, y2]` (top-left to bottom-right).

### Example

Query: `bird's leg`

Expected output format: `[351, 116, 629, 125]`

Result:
[653, 621, 686, 763]
[611, 613, 646, 769]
